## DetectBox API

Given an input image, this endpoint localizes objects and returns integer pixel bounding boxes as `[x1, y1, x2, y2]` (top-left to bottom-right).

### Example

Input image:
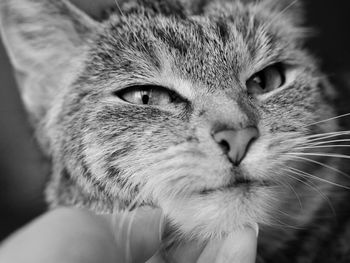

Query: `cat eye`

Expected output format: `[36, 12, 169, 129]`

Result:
[246, 64, 285, 95]
[116, 85, 180, 106]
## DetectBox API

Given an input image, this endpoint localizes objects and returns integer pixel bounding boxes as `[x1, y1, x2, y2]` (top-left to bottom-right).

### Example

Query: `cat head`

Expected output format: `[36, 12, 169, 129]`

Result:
[0, 0, 338, 241]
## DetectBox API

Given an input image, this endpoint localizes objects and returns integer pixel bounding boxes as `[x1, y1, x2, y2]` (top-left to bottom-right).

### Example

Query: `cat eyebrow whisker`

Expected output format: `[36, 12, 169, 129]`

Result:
[262, 0, 299, 30]
[112, 0, 150, 54]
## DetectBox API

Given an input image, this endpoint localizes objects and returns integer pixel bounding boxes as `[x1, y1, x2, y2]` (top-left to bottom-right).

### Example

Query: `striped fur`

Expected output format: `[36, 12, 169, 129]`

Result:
[1, 0, 349, 261]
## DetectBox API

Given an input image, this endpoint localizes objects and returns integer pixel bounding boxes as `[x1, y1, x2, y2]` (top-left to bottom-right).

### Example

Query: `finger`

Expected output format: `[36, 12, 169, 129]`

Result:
[215, 224, 259, 263]
[0, 208, 119, 263]
[196, 238, 225, 263]
[108, 207, 165, 263]
[165, 240, 206, 263]
[146, 251, 166, 263]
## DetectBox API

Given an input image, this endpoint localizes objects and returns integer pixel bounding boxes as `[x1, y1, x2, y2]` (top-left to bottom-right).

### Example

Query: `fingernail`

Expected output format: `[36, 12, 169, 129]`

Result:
[249, 222, 259, 238]
[158, 213, 165, 242]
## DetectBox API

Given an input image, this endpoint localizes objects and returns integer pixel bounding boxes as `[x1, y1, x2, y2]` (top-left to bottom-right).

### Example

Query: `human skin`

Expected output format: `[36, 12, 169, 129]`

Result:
[0, 207, 258, 263]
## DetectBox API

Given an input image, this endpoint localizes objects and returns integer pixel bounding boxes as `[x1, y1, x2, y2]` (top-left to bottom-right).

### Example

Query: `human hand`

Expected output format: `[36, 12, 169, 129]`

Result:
[0, 207, 258, 263]
[0, 207, 163, 263]
[153, 223, 258, 263]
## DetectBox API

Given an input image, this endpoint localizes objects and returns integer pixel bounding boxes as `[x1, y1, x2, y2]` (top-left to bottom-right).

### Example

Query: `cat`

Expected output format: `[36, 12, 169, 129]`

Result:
[1, 0, 350, 262]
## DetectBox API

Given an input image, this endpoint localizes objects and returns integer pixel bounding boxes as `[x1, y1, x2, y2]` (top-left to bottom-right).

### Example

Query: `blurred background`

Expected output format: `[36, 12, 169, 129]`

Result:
[1, 0, 350, 241]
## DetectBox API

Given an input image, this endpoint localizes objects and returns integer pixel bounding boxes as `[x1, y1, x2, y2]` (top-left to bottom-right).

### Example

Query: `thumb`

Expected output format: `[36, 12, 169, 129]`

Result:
[215, 223, 259, 263]
[106, 207, 164, 263]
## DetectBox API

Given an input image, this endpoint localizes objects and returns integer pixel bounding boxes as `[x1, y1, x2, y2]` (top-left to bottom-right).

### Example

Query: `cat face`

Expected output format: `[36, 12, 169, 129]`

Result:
[0, 0, 338, 240]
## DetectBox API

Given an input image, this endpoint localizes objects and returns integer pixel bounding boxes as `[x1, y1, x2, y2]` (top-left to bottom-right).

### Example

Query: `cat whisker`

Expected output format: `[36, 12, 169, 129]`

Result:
[275, 176, 303, 210]
[302, 112, 350, 128]
[283, 166, 350, 190]
[283, 168, 324, 197]
[284, 180, 303, 209]
[113, 0, 127, 19]
[295, 145, 350, 150]
[301, 130, 350, 139]
[282, 167, 336, 216]
[287, 152, 350, 161]
[268, 216, 305, 230]
[299, 131, 350, 144]
[286, 155, 350, 179]
[276, 132, 350, 152]
[273, 207, 299, 220]
[263, 0, 299, 30]
[304, 139, 350, 146]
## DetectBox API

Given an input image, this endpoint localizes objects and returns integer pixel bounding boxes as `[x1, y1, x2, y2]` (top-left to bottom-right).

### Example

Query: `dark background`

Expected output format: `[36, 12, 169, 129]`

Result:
[1, 1, 350, 241]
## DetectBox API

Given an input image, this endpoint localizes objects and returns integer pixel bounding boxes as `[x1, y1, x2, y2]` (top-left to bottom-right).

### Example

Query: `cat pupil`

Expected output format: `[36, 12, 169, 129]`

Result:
[142, 94, 150, 104]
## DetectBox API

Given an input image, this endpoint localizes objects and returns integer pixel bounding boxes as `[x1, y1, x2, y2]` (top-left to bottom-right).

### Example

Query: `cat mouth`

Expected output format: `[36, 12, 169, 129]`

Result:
[199, 177, 271, 195]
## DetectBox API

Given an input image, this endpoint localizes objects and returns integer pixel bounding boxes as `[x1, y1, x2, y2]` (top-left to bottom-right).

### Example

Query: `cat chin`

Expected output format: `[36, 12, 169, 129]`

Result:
[158, 185, 274, 241]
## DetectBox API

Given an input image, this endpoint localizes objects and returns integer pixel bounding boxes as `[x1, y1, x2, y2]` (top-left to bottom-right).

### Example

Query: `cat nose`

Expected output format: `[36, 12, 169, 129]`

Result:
[213, 127, 259, 166]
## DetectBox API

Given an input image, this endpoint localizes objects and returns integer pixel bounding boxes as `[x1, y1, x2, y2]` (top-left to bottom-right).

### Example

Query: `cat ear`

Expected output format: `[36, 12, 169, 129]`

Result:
[0, 0, 99, 122]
